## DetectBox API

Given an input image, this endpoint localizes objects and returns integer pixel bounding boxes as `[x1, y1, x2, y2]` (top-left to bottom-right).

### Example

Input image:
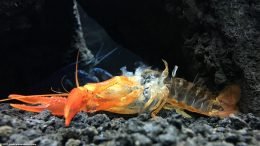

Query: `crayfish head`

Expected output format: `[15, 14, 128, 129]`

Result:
[64, 87, 87, 126]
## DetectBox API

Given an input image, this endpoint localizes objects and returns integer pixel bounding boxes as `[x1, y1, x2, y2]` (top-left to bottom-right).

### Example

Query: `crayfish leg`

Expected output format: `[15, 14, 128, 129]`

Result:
[151, 96, 168, 118]
[175, 108, 192, 118]
[163, 104, 192, 118]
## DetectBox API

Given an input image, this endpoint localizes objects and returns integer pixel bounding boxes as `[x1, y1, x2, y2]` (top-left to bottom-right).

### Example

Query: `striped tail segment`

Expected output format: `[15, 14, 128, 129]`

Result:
[167, 77, 224, 116]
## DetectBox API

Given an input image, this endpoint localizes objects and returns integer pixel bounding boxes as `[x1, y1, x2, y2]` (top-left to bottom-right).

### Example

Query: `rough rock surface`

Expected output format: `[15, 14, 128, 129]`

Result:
[177, 0, 260, 116]
[0, 103, 259, 145]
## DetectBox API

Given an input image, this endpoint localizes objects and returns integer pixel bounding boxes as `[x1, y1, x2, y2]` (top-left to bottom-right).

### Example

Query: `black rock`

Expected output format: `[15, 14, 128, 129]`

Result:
[225, 133, 239, 144]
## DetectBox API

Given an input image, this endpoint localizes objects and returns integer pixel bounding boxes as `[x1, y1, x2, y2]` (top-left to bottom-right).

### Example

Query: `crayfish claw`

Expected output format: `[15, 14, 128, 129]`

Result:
[8, 94, 67, 116]
[10, 104, 49, 113]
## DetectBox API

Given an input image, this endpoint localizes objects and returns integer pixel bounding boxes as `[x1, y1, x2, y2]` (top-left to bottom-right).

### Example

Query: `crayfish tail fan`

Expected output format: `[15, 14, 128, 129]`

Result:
[213, 84, 241, 117]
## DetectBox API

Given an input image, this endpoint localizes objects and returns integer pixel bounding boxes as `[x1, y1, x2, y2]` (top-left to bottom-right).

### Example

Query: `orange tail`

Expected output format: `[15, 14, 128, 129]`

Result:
[6, 94, 68, 116]
[215, 84, 241, 117]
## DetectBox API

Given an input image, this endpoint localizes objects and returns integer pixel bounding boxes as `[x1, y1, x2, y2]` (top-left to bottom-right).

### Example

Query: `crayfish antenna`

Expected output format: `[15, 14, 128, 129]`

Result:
[0, 98, 15, 102]
[75, 50, 80, 87]
[93, 48, 117, 66]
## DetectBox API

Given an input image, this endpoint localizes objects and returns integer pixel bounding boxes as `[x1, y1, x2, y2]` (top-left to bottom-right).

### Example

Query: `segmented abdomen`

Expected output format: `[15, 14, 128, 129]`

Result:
[167, 78, 223, 115]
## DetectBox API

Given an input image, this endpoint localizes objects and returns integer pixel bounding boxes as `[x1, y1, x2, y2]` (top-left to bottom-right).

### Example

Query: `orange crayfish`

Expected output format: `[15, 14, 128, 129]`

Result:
[0, 59, 240, 126]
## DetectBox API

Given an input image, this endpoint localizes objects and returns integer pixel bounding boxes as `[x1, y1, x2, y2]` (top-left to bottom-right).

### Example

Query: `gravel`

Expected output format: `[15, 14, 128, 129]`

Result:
[0, 103, 259, 146]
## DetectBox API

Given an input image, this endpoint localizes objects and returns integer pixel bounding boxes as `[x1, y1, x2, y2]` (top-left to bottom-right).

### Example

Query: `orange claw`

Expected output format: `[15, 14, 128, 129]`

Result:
[8, 94, 68, 116]
[64, 88, 89, 127]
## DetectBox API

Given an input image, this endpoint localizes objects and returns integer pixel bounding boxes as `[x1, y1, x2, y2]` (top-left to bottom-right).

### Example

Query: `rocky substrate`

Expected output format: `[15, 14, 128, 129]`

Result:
[0, 103, 259, 146]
